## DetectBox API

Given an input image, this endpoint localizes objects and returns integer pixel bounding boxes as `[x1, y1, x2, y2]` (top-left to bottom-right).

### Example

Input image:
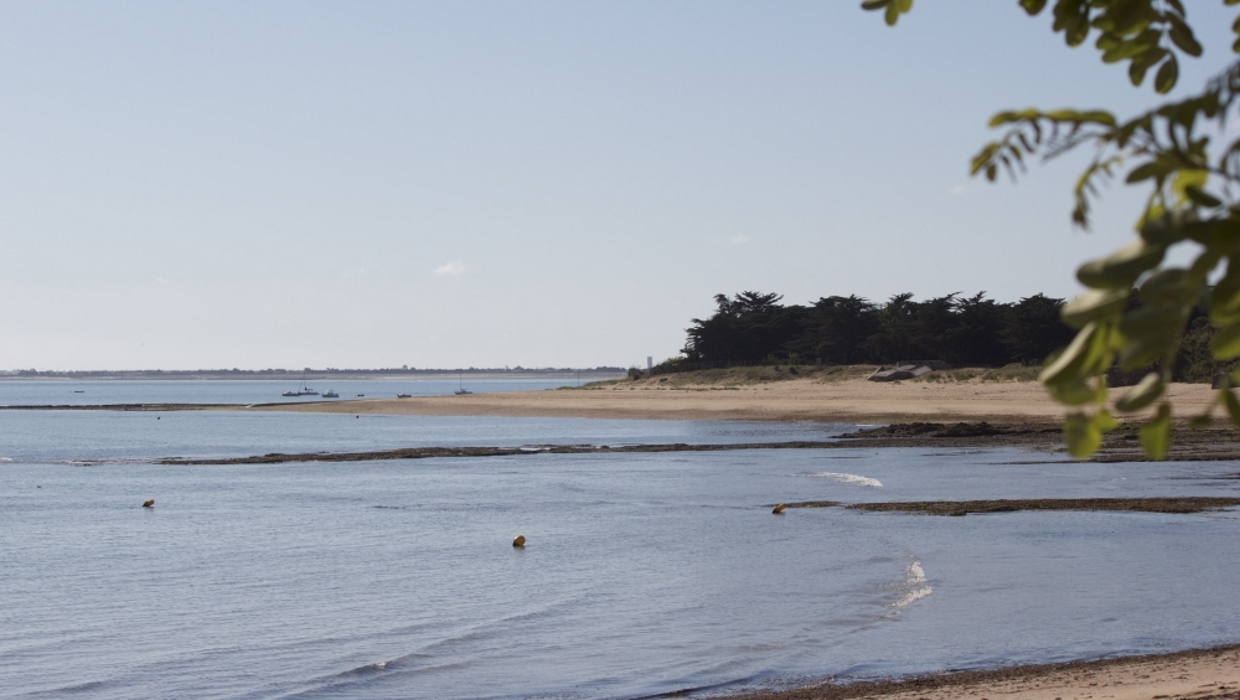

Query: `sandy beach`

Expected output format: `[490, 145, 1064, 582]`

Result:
[725, 644, 1240, 700]
[271, 376, 1218, 425]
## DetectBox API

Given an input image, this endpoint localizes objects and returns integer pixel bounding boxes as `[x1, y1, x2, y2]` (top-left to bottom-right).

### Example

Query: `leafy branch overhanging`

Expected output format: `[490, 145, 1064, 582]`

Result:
[862, 0, 1240, 458]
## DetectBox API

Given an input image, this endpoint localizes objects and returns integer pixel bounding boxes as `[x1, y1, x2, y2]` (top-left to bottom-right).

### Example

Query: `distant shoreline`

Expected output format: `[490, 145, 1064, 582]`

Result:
[0, 369, 625, 381]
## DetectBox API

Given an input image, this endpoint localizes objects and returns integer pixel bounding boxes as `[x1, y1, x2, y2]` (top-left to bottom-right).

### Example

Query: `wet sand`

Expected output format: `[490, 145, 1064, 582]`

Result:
[266, 376, 1217, 424]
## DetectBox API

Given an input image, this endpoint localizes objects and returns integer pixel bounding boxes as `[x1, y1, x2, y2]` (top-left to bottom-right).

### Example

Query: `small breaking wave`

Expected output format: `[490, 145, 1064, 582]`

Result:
[803, 471, 883, 488]
[892, 560, 932, 609]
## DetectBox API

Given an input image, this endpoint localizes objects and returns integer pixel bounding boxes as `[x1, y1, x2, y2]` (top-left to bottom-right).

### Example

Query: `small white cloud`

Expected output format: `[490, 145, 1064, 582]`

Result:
[433, 260, 467, 276]
[950, 185, 969, 196]
[341, 266, 368, 280]
[729, 235, 751, 245]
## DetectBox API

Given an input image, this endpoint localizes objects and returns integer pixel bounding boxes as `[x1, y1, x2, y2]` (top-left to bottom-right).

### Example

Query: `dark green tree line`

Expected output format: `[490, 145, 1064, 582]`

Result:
[679, 291, 1078, 369]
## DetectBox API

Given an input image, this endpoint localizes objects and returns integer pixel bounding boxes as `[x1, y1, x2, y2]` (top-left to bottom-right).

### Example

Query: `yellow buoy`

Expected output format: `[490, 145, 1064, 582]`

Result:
[512, 535, 526, 548]
[142, 499, 155, 508]
[772, 503, 786, 514]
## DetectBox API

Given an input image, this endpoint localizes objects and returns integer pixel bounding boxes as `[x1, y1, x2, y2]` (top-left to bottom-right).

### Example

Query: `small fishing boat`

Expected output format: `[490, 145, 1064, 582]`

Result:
[397, 393, 412, 398]
[322, 390, 339, 398]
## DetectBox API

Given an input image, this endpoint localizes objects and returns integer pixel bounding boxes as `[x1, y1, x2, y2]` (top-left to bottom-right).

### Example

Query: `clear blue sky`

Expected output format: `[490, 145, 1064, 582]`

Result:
[1, 1, 1235, 370]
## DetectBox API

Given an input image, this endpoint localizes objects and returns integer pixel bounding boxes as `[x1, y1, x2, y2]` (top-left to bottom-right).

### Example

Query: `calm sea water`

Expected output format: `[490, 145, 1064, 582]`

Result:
[0, 377, 600, 406]
[2, 384, 1239, 699]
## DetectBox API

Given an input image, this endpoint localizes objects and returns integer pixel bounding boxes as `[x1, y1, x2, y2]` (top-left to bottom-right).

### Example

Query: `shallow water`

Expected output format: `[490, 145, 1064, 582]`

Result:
[1, 400, 1238, 699]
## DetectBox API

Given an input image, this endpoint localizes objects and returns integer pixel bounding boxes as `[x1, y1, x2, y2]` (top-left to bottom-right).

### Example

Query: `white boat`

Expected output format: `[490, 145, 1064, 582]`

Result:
[282, 376, 320, 397]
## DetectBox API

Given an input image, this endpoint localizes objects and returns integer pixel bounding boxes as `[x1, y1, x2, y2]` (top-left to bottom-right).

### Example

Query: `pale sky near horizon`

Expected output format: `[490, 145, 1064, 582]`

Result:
[2, 1, 1237, 371]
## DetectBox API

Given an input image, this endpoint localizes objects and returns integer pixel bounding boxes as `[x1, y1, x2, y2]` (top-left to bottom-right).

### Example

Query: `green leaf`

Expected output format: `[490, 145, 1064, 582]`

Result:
[1128, 47, 1167, 86]
[1171, 169, 1208, 205]
[1047, 376, 1100, 405]
[1040, 322, 1104, 385]
[1154, 56, 1179, 94]
[860, 0, 888, 11]
[1125, 160, 1168, 183]
[1094, 410, 1120, 432]
[1117, 305, 1187, 342]
[1167, 15, 1203, 57]
[1138, 403, 1171, 460]
[1064, 412, 1103, 459]
[1119, 335, 1176, 371]
[1137, 268, 1192, 306]
[1077, 110, 1116, 126]
[883, 0, 912, 26]
[1184, 186, 1223, 208]
[988, 108, 1040, 127]
[1114, 372, 1165, 413]
[1075, 240, 1165, 290]
[1045, 108, 1082, 121]
[1061, 289, 1128, 328]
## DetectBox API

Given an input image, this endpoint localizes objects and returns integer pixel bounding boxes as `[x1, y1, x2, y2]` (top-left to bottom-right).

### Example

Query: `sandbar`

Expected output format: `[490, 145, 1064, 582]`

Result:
[266, 376, 1216, 424]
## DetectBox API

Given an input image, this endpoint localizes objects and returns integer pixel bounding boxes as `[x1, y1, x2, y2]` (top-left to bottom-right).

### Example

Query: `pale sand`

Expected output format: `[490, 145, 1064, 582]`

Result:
[265, 377, 1217, 424]
[726, 645, 1240, 700]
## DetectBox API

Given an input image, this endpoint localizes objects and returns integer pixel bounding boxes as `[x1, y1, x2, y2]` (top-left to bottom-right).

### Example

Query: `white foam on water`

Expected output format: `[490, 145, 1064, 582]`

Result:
[907, 561, 925, 584]
[803, 471, 883, 488]
[892, 560, 932, 609]
[894, 585, 933, 608]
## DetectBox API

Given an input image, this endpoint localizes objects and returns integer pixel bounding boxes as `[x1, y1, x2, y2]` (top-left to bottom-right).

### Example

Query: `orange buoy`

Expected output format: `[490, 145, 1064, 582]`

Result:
[512, 535, 526, 548]
[772, 503, 787, 514]
[142, 499, 155, 508]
